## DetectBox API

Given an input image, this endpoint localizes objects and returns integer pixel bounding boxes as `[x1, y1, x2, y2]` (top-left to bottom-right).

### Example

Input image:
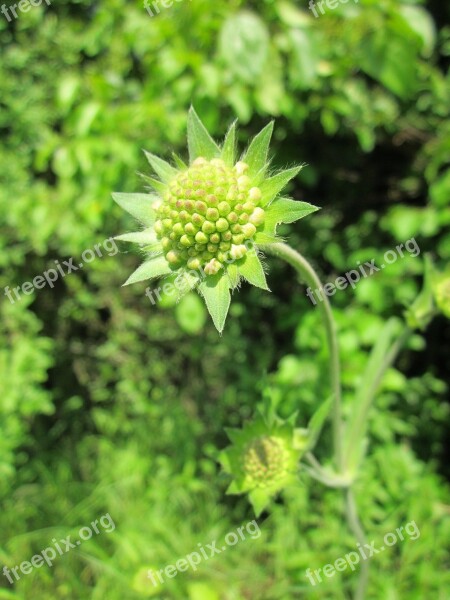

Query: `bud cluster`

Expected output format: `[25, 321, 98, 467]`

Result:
[153, 158, 265, 275]
[243, 435, 290, 488]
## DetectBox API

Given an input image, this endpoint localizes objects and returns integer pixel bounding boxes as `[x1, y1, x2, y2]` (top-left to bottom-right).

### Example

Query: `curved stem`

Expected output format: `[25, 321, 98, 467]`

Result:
[346, 489, 369, 600]
[262, 243, 343, 472]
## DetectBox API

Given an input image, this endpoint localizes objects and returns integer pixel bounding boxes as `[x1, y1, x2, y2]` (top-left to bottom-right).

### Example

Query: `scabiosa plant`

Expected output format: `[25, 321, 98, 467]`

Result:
[113, 109, 442, 600]
[113, 107, 318, 332]
[219, 417, 306, 516]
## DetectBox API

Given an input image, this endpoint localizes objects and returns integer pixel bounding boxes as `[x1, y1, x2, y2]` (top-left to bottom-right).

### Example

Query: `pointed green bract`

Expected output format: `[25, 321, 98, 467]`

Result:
[221, 120, 237, 166]
[172, 152, 187, 169]
[226, 263, 240, 289]
[254, 231, 280, 244]
[140, 175, 167, 195]
[123, 254, 172, 286]
[242, 121, 274, 177]
[237, 253, 269, 290]
[265, 198, 319, 228]
[198, 271, 231, 333]
[112, 193, 158, 226]
[248, 489, 270, 517]
[115, 229, 159, 245]
[173, 270, 201, 301]
[260, 166, 303, 205]
[187, 106, 221, 162]
[144, 151, 178, 183]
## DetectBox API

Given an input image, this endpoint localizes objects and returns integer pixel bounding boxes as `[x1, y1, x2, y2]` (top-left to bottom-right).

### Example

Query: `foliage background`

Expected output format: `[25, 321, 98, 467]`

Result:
[0, 0, 449, 598]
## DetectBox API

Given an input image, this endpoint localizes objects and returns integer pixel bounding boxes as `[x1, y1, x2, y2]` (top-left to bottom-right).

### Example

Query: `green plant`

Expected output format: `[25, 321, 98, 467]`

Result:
[113, 108, 449, 599]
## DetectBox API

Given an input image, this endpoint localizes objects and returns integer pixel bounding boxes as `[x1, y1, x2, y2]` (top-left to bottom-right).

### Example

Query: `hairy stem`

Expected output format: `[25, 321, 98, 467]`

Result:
[343, 326, 411, 471]
[262, 243, 343, 471]
[346, 489, 369, 600]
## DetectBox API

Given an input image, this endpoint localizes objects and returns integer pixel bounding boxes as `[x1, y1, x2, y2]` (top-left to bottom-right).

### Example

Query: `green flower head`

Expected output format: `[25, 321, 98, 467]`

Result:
[219, 417, 304, 516]
[113, 107, 318, 332]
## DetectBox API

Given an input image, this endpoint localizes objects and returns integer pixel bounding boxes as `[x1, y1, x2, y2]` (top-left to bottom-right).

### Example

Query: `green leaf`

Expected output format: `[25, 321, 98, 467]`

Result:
[237, 253, 269, 290]
[260, 166, 303, 205]
[288, 28, 319, 89]
[175, 293, 207, 335]
[265, 198, 319, 230]
[143, 151, 178, 183]
[359, 30, 418, 99]
[198, 272, 231, 333]
[187, 106, 220, 161]
[123, 255, 172, 286]
[221, 120, 237, 166]
[399, 5, 436, 57]
[226, 263, 241, 289]
[219, 12, 270, 85]
[112, 193, 159, 226]
[114, 229, 158, 245]
[242, 121, 273, 176]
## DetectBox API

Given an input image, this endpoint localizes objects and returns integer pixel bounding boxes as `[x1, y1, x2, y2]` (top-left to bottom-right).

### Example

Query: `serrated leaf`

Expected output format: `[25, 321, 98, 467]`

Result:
[237, 253, 269, 290]
[226, 263, 241, 289]
[123, 255, 172, 286]
[242, 121, 274, 176]
[265, 198, 319, 229]
[187, 106, 220, 161]
[143, 151, 178, 182]
[198, 272, 231, 333]
[260, 166, 303, 205]
[221, 120, 237, 166]
[112, 193, 159, 226]
[115, 229, 158, 245]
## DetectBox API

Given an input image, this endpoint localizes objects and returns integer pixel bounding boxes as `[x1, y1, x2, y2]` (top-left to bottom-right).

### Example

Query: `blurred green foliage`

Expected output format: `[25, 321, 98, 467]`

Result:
[0, 0, 449, 598]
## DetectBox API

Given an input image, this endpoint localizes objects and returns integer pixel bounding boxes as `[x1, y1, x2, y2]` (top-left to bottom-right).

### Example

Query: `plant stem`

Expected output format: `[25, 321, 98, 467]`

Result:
[262, 243, 344, 472]
[343, 326, 411, 471]
[345, 489, 369, 600]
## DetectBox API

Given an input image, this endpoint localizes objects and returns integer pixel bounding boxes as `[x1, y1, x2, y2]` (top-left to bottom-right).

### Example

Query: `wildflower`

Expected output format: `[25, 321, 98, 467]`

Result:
[219, 417, 305, 515]
[113, 107, 318, 332]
